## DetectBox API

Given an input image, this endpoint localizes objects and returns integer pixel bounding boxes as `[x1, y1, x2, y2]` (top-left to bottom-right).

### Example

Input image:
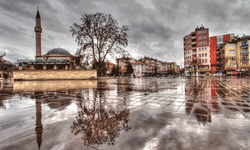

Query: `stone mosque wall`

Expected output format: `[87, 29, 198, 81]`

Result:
[13, 80, 97, 92]
[13, 70, 97, 80]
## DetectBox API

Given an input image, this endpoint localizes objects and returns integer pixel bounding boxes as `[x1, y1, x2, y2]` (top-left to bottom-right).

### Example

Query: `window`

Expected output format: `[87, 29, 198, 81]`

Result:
[198, 31, 200, 34]
[217, 44, 220, 48]
[242, 49, 248, 52]
[243, 56, 248, 60]
[201, 36, 203, 40]
[230, 63, 236, 67]
[241, 42, 247, 45]
[199, 54, 201, 57]
[198, 36, 200, 40]
[204, 36, 207, 39]
[230, 57, 235, 60]
[204, 30, 207, 33]
[205, 53, 207, 57]
[205, 59, 207, 63]
[229, 43, 235, 48]
[229, 50, 235, 54]
[202, 48, 204, 51]
[202, 59, 204, 62]
[199, 42, 201, 46]
[205, 47, 207, 51]
[202, 53, 204, 57]
[205, 41, 207, 45]
[199, 48, 201, 51]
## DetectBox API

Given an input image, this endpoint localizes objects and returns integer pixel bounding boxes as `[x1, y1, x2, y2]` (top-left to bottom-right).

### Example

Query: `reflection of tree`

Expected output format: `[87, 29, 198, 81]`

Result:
[0, 84, 15, 109]
[0, 100, 6, 109]
[71, 87, 131, 147]
[71, 104, 130, 146]
[185, 78, 212, 126]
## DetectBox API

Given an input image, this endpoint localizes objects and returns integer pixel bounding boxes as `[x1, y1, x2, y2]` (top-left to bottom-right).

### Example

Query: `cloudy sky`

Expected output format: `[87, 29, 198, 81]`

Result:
[1, 0, 250, 66]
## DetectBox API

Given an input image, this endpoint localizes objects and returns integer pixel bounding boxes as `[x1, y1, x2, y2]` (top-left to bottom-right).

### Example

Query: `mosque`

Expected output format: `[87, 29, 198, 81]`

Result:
[27, 8, 75, 70]
[13, 8, 97, 80]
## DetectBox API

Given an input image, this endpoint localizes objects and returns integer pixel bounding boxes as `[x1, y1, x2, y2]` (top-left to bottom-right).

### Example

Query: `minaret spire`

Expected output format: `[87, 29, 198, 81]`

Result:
[34, 7, 42, 58]
[36, 7, 40, 18]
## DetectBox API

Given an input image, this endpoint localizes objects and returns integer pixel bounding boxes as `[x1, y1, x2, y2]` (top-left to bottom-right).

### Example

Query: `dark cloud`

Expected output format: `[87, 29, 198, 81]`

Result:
[0, 0, 249, 66]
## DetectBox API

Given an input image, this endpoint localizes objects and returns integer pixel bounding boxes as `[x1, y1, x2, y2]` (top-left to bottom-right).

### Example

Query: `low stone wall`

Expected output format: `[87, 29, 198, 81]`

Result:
[13, 80, 97, 92]
[13, 70, 97, 80]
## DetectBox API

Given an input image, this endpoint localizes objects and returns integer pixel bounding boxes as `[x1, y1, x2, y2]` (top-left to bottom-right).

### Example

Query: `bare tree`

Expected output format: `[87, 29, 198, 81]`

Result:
[218, 56, 229, 74]
[0, 53, 17, 78]
[187, 56, 203, 77]
[70, 13, 129, 75]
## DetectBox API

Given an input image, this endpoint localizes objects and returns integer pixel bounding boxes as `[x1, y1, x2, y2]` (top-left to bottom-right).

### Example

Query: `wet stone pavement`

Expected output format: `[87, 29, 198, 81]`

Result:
[0, 77, 250, 150]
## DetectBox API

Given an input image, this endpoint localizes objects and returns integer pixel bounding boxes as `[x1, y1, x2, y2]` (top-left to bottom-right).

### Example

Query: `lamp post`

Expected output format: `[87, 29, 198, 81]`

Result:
[179, 58, 182, 69]
[179, 58, 182, 77]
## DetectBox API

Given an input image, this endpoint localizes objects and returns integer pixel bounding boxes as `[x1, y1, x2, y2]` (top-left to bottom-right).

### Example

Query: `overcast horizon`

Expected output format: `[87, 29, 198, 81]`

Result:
[1, 0, 250, 66]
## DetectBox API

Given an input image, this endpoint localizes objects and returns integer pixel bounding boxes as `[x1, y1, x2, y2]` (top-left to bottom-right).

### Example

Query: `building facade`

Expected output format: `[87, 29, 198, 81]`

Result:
[217, 35, 250, 75]
[210, 34, 234, 74]
[184, 25, 210, 76]
[132, 61, 146, 77]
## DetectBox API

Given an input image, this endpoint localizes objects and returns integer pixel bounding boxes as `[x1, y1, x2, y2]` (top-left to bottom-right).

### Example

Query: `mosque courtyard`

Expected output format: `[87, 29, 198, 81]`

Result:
[0, 77, 250, 150]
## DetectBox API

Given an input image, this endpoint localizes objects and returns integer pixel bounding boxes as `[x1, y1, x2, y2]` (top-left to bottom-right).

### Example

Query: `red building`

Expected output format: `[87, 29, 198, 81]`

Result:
[183, 25, 210, 76]
[210, 34, 234, 74]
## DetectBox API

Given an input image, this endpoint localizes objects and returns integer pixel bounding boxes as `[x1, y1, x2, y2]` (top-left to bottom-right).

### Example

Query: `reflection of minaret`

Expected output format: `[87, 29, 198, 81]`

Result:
[34, 6, 42, 58]
[35, 100, 43, 149]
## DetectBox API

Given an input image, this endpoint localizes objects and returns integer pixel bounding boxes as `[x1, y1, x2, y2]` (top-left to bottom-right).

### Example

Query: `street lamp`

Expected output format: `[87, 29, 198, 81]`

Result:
[179, 58, 183, 77]
[178, 58, 182, 69]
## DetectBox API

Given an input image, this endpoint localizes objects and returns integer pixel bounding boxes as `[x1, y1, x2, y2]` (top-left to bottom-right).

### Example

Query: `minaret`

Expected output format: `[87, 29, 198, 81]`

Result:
[34, 7, 42, 58]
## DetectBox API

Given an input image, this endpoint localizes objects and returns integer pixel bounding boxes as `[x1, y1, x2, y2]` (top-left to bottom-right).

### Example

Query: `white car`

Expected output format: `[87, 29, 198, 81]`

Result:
[212, 73, 222, 77]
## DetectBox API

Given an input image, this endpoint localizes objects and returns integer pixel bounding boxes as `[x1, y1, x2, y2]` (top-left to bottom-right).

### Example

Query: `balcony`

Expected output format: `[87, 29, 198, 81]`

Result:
[243, 59, 249, 61]
[192, 42, 196, 45]
[242, 44, 248, 48]
[191, 36, 196, 39]
[242, 52, 249, 55]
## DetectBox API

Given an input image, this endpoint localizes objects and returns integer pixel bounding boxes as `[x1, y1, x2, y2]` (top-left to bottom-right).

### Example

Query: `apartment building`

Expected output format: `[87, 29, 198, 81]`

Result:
[161, 62, 168, 74]
[139, 57, 156, 75]
[132, 61, 146, 77]
[167, 62, 178, 72]
[183, 25, 210, 76]
[217, 35, 250, 74]
[210, 34, 235, 74]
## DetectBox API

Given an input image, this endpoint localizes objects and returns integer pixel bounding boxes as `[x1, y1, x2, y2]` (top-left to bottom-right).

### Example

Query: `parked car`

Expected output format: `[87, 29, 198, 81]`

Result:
[231, 72, 237, 76]
[212, 73, 222, 77]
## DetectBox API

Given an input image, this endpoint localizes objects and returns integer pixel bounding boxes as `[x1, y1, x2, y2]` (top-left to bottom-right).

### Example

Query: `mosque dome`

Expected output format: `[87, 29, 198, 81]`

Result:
[34, 58, 46, 63]
[46, 48, 72, 55]
[58, 58, 70, 63]
[47, 58, 58, 63]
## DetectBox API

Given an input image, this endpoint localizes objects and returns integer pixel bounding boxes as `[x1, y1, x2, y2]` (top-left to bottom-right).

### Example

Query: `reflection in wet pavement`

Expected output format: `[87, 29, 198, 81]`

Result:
[0, 77, 250, 149]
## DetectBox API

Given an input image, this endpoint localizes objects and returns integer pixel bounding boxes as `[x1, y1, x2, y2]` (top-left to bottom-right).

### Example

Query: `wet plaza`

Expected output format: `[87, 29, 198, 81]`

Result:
[0, 77, 250, 150]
